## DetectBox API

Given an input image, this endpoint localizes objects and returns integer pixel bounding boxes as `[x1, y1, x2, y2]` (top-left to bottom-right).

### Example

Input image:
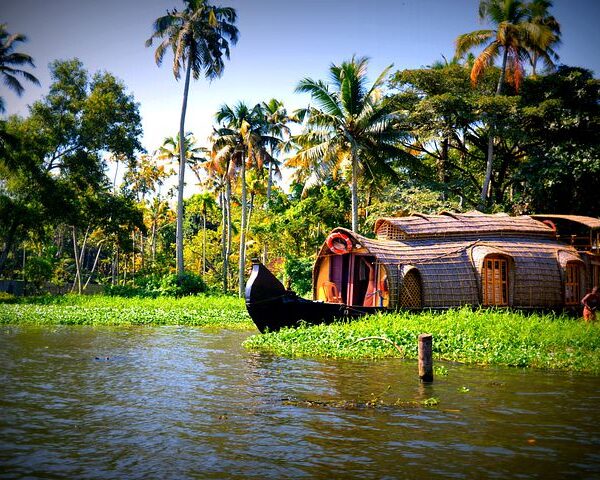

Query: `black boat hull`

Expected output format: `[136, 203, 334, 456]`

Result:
[245, 262, 382, 333]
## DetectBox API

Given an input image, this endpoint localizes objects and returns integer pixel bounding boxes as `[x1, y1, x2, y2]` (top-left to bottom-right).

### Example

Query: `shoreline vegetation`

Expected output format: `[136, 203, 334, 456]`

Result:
[243, 307, 600, 374]
[1, 295, 598, 373]
[0, 294, 253, 330]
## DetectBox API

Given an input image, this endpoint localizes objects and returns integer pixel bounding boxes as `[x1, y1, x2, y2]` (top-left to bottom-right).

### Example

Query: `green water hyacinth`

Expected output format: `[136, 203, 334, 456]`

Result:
[0, 295, 253, 329]
[243, 307, 600, 373]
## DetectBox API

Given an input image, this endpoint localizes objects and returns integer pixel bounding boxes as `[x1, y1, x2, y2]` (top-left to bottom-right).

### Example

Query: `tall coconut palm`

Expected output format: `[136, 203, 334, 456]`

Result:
[189, 192, 217, 274]
[213, 102, 273, 296]
[156, 132, 206, 189]
[204, 144, 235, 293]
[455, 0, 558, 207]
[260, 99, 292, 201]
[526, 0, 561, 76]
[0, 24, 40, 113]
[259, 98, 293, 263]
[289, 56, 408, 233]
[146, 0, 238, 276]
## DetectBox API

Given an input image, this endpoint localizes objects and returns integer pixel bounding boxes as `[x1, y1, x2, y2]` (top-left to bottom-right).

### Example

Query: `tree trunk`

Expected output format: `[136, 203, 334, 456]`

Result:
[139, 231, 145, 271]
[247, 193, 254, 235]
[263, 162, 273, 265]
[84, 241, 104, 290]
[267, 161, 273, 202]
[111, 244, 117, 286]
[239, 158, 247, 297]
[78, 225, 90, 270]
[131, 231, 135, 280]
[176, 57, 193, 277]
[224, 180, 232, 293]
[480, 48, 509, 209]
[151, 207, 158, 263]
[202, 210, 207, 275]
[113, 159, 119, 192]
[439, 137, 449, 200]
[351, 149, 359, 232]
[220, 190, 227, 292]
[71, 227, 82, 295]
[0, 218, 18, 275]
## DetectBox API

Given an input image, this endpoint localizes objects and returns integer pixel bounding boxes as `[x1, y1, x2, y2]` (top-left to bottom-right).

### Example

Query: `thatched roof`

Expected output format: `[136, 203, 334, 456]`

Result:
[530, 214, 600, 230]
[374, 211, 554, 240]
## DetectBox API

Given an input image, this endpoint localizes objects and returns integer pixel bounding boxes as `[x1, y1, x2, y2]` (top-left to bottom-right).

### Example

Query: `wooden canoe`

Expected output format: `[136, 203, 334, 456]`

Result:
[245, 261, 382, 333]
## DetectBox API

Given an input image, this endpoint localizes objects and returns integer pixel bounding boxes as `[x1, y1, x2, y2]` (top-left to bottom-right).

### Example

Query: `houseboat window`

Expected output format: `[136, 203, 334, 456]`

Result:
[482, 256, 509, 306]
[565, 262, 581, 305]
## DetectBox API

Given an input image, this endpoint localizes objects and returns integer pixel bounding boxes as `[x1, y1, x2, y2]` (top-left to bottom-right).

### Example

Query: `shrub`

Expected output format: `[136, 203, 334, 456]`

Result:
[284, 256, 313, 296]
[158, 272, 207, 296]
[104, 272, 207, 297]
[104, 284, 155, 297]
[0, 291, 17, 304]
[24, 257, 54, 288]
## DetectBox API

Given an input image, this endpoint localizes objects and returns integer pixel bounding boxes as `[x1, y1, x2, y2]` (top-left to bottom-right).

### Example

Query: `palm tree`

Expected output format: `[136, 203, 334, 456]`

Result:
[0, 23, 40, 113]
[526, 0, 561, 76]
[204, 145, 235, 293]
[455, 0, 558, 207]
[289, 56, 407, 233]
[157, 132, 206, 169]
[146, 0, 238, 276]
[189, 192, 217, 274]
[259, 99, 293, 263]
[260, 99, 292, 201]
[213, 102, 272, 296]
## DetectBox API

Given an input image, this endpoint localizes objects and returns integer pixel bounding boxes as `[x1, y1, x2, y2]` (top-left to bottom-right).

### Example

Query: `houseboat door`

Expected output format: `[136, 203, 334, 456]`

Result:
[316, 254, 389, 307]
[347, 255, 388, 307]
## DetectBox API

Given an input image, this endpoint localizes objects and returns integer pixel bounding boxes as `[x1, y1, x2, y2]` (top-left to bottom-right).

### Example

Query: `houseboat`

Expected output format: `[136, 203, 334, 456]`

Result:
[245, 211, 600, 332]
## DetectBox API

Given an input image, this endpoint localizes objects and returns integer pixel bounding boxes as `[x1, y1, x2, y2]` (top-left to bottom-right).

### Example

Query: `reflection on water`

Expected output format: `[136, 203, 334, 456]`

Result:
[1, 326, 599, 479]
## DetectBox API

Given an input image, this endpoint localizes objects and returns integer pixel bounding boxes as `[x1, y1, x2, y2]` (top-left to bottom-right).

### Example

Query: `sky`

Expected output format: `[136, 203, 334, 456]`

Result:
[3, 0, 600, 191]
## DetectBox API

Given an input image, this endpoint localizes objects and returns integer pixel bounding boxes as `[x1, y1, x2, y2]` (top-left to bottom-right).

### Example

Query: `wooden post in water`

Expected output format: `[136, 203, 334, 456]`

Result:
[418, 334, 433, 382]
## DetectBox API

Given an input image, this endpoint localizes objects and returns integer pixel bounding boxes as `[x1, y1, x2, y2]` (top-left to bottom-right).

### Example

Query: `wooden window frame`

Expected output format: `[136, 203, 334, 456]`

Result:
[482, 255, 509, 306]
[592, 263, 600, 290]
[564, 262, 582, 306]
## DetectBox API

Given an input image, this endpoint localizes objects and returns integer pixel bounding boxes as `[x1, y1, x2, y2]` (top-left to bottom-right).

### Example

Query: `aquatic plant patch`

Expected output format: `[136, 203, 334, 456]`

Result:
[243, 307, 600, 373]
[0, 295, 254, 329]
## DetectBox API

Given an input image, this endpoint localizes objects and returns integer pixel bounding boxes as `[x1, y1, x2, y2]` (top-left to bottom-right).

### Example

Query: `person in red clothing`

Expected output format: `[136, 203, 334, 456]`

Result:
[581, 286, 599, 322]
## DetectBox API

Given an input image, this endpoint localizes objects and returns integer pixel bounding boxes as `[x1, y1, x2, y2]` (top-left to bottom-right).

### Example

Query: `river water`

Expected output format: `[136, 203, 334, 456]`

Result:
[0, 326, 599, 479]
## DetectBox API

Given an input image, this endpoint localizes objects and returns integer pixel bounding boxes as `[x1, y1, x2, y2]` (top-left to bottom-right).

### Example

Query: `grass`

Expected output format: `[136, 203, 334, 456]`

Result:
[0, 294, 254, 329]
[243, 307, 600, 373]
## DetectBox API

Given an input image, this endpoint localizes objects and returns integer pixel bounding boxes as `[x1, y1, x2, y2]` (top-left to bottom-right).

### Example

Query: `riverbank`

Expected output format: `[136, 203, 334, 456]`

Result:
[3, 296, 599, 373]
[0, 294, 254, 329]
[243, 307, 600, 373]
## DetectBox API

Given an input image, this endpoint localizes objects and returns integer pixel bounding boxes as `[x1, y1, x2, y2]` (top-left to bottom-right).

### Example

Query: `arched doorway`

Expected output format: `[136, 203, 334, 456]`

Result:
[400, 269, 422, 308]
[482, 254, 509, 306]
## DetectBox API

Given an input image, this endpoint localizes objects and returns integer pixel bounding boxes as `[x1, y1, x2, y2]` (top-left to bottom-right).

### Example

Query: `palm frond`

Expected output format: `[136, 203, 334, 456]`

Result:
[455, 29, 495, 57]
[295, 78, 343, 118]
[470, 41, 500, 85]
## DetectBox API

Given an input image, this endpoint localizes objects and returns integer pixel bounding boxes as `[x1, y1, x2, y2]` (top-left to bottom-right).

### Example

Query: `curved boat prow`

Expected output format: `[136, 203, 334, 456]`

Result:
[245, 261, 296, 333]
[245, 260, 380, 333]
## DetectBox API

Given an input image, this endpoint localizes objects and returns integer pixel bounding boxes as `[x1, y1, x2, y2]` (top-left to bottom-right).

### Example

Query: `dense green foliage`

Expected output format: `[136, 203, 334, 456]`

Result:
[283, 256, 313, 295]
[244, 308, 600, 373]
[1, 0, 598, 300]
[1, 59, 145, 289]
[0, 294, 251, 329]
